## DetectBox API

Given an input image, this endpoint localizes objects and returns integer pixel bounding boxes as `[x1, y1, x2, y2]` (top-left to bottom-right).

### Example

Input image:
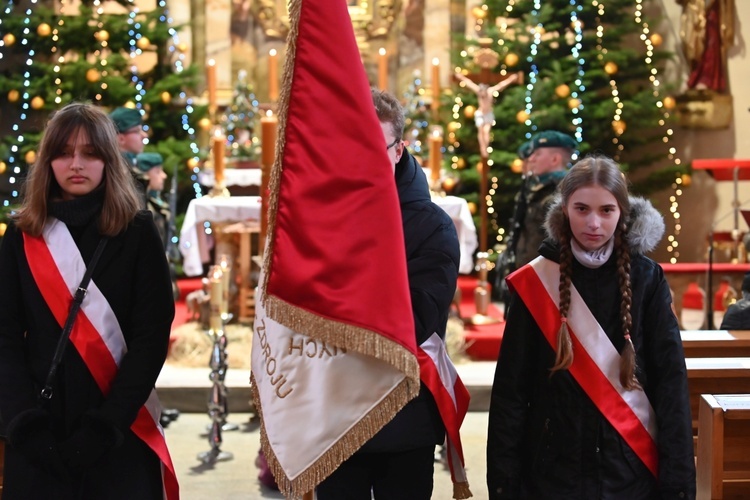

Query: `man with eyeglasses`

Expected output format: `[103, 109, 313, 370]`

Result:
[110, 106, 149, 208]
[316, 89, 460, 499]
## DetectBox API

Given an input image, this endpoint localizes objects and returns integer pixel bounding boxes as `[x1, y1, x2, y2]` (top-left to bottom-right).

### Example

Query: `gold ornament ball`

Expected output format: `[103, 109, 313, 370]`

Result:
[3, 33, 16, 46]
[555, 84, 570, 98]
[504, 52, 519, 67]
[0, 223, 6, 238]
[604, 62, 618, 75]
[471, 6, 487, 19]
[568, 98, 581, 109]
[467, 201, 477, 215]
[516, 110, 530, 123]
[663, 96, 676, 110]
[198, 117, 212, 130]
[680, 173, 692, 187]
[177, 42, 188, 53]
[37, 23, 52, 37]
[456, 157, 466, 169]
[511, 158, 524, 174]
[187, 157, 200, 169]
[612, 119, 626, 135]
[96, 30, 110, 42]
[447, 121, 461, 133]
[136, 37, 150, 50]
[160, 92, 171, 104]
[30, 96, 45, 110]
[442, 177, 456, 192]
[7, 89, 19, 103]
[0, 161, 6, 174]
[86, 68, 100, 83]
[463, 105, 476, 119]
[25, 150, 37, 164]
[124, 102, 137, 109]
[649, 33, 663, 47]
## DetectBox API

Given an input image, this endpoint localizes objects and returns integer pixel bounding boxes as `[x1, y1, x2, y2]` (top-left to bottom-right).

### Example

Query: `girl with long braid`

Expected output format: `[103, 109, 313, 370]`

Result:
[487, 156, 695, 499]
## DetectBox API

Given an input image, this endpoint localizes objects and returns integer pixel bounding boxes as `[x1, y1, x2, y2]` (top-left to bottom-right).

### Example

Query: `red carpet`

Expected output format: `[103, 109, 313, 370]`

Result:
[457, 276, 505, 361]
[172, 277, 203, 330]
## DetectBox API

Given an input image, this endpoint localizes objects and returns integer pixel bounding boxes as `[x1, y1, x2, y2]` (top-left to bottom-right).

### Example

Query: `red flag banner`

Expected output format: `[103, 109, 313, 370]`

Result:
[250, 0, 420, 495]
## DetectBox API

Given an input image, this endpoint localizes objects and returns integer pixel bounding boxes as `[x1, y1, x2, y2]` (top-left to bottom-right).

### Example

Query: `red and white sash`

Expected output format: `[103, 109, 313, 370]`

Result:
[418, 333, 472, 499]
[23, 219, 179, 500]
[508, 257, 658, 477]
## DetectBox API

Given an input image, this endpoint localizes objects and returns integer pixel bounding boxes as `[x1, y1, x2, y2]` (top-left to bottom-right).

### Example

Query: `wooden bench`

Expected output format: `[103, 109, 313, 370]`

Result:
[683, 331, 750, 358]
[696, 394, 750, 500]
[687, 358, 750, 433]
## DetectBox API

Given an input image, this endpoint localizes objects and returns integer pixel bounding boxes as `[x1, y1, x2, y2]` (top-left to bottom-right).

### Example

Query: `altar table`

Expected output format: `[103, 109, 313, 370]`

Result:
[179, 196, 262, 276]
[432, 195, 478, 274]
[179, 194, 478, 278]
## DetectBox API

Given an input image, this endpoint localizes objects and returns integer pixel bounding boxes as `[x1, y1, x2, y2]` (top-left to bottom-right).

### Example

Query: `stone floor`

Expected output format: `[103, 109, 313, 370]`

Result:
[165, 411, 491, 500]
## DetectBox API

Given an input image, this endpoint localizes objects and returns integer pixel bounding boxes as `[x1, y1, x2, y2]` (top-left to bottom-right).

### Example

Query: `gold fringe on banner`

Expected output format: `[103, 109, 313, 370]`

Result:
[265, 294, 421, 385]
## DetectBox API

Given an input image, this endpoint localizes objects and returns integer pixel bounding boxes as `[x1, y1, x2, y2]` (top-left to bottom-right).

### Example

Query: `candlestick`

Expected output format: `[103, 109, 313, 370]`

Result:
[209, 265, 223, 333]
[218, 254, 231, 320]
[268, 49, 279, 102]
[210, 129, 229, 197]
[207, 59, 217, 114]
[378, 48, 387, 91]
[429, 128, 443, 185]
[260, 110, 278, 168]
[212, 130, 226, 185]
[260, 111, 278, 253]
[431, 57, 440, 118]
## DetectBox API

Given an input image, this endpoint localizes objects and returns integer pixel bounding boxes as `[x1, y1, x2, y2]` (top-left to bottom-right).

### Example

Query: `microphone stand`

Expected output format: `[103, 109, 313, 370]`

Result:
[706, 230, 715, 329]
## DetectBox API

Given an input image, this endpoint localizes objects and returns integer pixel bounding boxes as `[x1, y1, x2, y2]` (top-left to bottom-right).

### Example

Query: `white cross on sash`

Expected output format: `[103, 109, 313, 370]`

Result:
[508, 257, 658, 477]
[23, 218, 179, 500]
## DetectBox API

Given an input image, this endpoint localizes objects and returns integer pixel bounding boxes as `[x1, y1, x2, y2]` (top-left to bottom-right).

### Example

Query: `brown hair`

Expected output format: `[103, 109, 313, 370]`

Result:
[550, 155, 640, 390]
[371, 88, 405, 140]
[14, 102, 142, 237]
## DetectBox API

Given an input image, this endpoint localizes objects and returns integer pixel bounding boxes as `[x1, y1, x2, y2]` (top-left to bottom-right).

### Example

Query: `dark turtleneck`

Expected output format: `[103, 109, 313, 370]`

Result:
[47, 187, 105, 235]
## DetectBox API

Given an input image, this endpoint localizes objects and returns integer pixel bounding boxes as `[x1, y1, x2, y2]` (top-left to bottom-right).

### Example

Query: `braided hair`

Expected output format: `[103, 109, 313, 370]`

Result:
[550, 156, 640, 390]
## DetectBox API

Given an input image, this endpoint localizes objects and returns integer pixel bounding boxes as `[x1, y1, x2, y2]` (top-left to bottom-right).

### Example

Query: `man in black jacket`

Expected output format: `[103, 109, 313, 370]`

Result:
[316, 90, 460, 499]
[720, 272, 750, 329]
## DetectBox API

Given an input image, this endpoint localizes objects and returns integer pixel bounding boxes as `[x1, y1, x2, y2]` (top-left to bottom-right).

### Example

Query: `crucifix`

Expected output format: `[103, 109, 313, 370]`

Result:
[454, 39, 523, 253]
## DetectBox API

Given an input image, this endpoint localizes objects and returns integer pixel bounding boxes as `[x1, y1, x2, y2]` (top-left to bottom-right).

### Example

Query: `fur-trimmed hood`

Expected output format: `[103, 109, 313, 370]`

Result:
[544, 195, 665, 255]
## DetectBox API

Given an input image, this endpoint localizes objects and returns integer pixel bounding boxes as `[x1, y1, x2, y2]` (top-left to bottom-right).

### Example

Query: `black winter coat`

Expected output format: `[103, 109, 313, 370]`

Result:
[487, 197, 696, 499]
[720, 296, 750, 330]
[359, 150, 460, 453]
[0, 193, 175, 499]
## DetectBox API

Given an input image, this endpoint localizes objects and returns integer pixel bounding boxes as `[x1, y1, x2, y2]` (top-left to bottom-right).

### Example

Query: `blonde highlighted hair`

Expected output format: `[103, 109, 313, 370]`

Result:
[14, 102, 142, 237]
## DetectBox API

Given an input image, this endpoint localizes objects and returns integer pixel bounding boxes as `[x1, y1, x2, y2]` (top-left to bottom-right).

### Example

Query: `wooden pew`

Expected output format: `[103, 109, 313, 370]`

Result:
[686, 358, 750, 432]
[682, 331, 750, 358]
[696, 394, 750, 500]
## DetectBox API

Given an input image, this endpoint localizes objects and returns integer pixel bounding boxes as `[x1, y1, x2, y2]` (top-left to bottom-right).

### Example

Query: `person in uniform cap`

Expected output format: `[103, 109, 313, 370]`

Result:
[111, 107, 149, 207]
[135, 152, 169, 247]
[134, 151, 181, 427]
[720, 272, 750, 330]
[495, 130, 577, 303]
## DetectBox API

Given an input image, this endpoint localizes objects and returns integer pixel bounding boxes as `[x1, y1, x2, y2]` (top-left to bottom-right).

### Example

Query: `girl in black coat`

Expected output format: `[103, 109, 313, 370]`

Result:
[487, 156, 695, 499]
[0, 103, 178, 499]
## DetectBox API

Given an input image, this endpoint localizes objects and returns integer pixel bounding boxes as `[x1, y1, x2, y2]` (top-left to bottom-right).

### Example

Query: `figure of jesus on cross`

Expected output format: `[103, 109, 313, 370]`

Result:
[454, 71, 521, 158]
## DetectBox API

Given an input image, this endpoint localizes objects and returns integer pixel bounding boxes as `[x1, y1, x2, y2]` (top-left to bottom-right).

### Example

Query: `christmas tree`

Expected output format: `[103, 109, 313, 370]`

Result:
[0, 0, 207, 230]
[444, 0, 685, 260]
[402, 70, 432, 157]
[220, 69, 261, 166]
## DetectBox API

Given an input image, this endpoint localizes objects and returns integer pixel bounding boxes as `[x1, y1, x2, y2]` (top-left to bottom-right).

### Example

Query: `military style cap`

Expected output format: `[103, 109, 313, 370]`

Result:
[110, 107, 143, 133]
[136, 152, 163, 173]
[517, 140, 533, 160]
[529, 130, 577, 153]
